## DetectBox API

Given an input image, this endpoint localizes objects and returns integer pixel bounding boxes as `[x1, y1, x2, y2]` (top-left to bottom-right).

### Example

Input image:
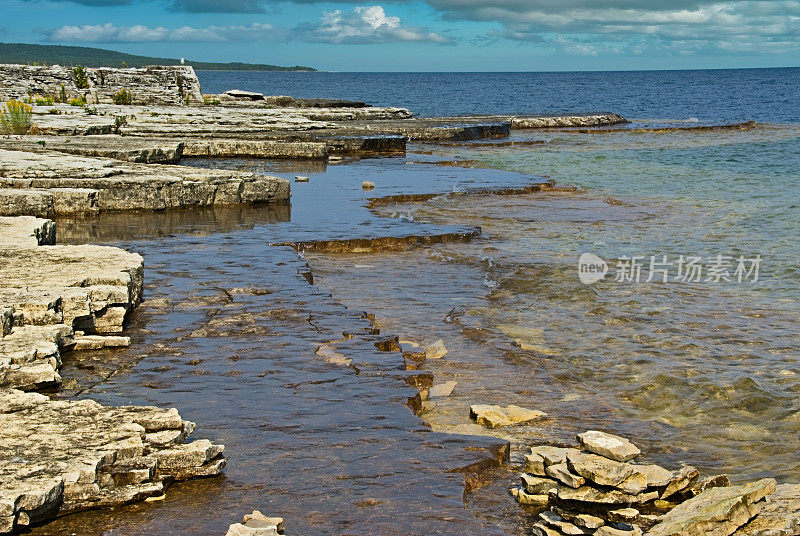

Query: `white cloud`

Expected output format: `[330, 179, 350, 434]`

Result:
[44, 22, 276, 42]
[294, 5, 451, 44]
[42, 5, 449, 45]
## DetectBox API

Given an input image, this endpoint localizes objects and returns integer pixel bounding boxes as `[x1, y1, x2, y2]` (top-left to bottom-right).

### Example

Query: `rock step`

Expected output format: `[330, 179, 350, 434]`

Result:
[0, 388, 225, 534]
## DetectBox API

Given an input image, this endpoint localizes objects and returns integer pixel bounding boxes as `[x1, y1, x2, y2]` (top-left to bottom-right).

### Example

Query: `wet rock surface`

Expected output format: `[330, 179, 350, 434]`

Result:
[648, 478, 775, 536]
[732, 483, 800, 536]
[225, 511, 285, 536]
[20, 216, 512, 535]
[471, 404, 548, 428]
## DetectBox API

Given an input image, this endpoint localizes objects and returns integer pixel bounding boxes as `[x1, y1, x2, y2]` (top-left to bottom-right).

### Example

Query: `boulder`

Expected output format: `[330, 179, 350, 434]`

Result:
[545, 463, 586, 489]
[539, 511, 586, 535]
[223, 89, 266, 101]
[510, 487, 550, 507]
[427, 381, 457, 398]
[629, 464, 674, 488]
[525, 452, 547, 476]
[521, 474, 559, 495]
[225, 510, 284, 536]
[648, 478, 776, 536]
[531, 446, 574, 466]
[566, 450, 636, 488]
[424, 339, 447, 359]
[595, 524, 642, 536]
[662, 466, 700, 499]
[557, 484, 659, 505]
[732, 483, 800, 536]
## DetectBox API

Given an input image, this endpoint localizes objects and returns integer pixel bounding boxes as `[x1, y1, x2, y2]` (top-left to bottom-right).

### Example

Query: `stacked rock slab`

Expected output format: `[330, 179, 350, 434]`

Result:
[0, 149, 290, 217]
[510, 430, 781, 536]
[0, 216, 142, 390]
[0, 389, 225, 534]
[0, 64, 203, 105]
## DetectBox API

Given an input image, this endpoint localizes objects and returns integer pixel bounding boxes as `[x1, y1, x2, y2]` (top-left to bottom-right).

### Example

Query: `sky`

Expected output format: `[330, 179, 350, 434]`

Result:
[2, 0, 799, 71]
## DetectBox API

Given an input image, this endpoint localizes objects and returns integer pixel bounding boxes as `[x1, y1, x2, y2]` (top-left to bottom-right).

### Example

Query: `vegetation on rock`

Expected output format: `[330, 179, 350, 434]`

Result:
[0, 99, 32, 134]
[72, 65, 89, 89]
[113, 88, 132, 105]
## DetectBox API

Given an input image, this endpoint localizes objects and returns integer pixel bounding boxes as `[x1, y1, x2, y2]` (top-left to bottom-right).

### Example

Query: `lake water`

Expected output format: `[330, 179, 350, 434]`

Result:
[42, 68, 800, 535]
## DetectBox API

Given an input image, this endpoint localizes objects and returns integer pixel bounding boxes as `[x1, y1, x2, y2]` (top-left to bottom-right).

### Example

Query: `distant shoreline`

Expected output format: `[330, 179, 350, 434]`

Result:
[0, 42, 316, 71]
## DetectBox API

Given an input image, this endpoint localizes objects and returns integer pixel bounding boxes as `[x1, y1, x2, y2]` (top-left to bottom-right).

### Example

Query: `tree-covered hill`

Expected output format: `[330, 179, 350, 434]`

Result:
[0, 43, 316, 71]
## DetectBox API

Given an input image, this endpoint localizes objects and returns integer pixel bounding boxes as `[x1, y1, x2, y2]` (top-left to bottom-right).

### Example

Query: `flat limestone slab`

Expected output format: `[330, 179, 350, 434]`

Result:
[0, 149, 289, 215]
[0, 136, 184, 164]
[0, 388, 224, 534]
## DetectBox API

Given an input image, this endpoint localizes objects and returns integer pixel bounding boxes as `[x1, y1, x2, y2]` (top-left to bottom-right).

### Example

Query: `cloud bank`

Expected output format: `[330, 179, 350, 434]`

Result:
[44, 22, 277, 42]
[33, 0, 800, 55]
[41, 5, 448, 44]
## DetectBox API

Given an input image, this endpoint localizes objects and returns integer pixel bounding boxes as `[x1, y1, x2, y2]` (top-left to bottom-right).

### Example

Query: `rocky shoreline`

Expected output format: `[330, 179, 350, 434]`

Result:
[7, 62, 783, 535]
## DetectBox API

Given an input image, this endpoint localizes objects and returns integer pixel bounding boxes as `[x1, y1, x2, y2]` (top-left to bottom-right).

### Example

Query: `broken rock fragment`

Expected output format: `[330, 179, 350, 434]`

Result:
[577, 430, 641, 462]
[470, 403, 546, 428]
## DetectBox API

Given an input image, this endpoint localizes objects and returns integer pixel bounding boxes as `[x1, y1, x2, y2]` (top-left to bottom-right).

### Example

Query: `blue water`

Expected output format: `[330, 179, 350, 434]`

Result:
[198, 67, 800, 482]
[198, 68, 800, 122]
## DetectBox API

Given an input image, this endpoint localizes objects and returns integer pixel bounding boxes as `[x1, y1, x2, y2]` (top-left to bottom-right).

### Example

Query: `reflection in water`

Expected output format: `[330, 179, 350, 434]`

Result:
[56, 203, 291, 243]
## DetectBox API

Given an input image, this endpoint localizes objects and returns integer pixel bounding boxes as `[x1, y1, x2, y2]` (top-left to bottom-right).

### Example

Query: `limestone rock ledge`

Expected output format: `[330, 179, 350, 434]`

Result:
[0, 216, 143, 390]
[0, 149, 290, 217]
[0, 388, 225, 534]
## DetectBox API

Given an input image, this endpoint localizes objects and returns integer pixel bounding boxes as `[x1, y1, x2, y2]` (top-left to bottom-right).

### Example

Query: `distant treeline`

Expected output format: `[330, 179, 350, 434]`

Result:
[0, 43, 316, 71]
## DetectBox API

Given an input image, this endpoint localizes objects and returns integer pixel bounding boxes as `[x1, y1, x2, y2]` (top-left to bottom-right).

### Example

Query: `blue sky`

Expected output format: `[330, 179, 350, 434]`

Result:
[2, 0, 799, 71]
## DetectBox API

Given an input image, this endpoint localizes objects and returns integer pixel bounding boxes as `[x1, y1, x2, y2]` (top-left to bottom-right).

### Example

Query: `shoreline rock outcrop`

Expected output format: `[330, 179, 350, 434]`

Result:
[1, 216, 143, 390]
[511, 430, 793, 536]
[0, 149, 290, 216]
[0, 64, 203, 106]
[0, 388, 225, 534]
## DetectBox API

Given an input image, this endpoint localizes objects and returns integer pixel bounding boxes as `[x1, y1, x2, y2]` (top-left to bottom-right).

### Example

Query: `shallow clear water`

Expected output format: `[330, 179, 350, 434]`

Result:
[307, 123, 800, 482]
[37, 69, 800, 534]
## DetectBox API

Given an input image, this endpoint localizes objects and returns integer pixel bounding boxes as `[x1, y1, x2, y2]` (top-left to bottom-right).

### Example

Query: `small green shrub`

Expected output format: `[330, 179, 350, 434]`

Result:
[34, 95, 54, 106]
[73, 66, 89, 89]
[47, 108, 61, 115]
[203, 95, 221, 106]
[84, 106, 98, 115]
[58, 84, 68, 103]
[1, 100, 33, 135]
[68, 96, 86, 106]
[113, 88, 132, 105]
[113, 115, 128, 132]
